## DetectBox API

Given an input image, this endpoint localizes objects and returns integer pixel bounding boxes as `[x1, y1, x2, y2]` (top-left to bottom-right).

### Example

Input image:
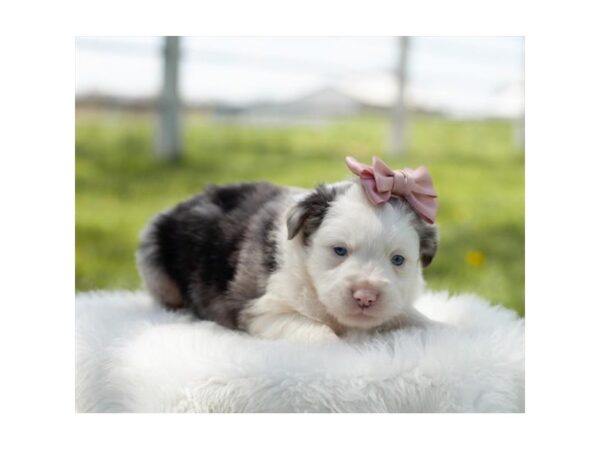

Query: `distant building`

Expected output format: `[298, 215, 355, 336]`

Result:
[221, 87, 395, 125]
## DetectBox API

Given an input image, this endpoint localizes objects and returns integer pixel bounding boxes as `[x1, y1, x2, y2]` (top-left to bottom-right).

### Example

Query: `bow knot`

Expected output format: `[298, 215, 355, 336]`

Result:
[345, 156, 438, 224]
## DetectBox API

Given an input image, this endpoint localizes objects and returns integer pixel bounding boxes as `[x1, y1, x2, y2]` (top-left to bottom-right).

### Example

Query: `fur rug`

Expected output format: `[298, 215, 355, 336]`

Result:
[75, 290, 524, 413]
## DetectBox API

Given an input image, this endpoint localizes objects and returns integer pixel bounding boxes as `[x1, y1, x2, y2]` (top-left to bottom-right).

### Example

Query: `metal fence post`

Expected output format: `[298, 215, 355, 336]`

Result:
[389, 36, 410, 156]
[155, 36, 182, 161]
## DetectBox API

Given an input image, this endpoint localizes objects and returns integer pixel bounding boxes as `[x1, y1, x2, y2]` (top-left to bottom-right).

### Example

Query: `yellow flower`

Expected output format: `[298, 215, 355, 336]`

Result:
[466, 250, 485, 267]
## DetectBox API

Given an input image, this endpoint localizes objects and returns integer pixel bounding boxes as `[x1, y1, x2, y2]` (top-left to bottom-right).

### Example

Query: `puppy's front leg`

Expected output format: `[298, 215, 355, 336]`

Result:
[378, 306, 439, 333]
[247, 311, 339, 344]
[401, 306, 439, 327]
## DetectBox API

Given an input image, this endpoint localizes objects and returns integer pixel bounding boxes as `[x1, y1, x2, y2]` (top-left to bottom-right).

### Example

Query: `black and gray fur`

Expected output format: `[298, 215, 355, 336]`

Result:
[286, 184, 343, 244]
[137, 181, 438, 330]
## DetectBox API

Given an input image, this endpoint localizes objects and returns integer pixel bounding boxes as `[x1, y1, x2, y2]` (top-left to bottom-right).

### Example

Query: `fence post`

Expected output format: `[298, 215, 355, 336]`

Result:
[155, 36, 182, 161]
[389, 36, 410, 156]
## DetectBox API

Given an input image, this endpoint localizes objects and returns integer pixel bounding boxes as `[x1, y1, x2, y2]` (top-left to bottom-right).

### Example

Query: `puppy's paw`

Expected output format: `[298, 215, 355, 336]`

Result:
[298, 327, 340, 344]
[248, 311, 340, 344]
[377, 307, 439, 333]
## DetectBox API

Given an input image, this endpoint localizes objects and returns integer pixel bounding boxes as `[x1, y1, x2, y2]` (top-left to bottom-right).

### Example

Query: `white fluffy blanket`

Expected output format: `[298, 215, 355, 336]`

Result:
[75, 291, 524, 413]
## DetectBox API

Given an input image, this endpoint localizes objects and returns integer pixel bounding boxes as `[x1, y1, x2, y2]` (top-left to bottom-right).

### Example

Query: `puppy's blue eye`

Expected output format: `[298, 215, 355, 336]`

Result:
[333, 246, 348, 257]
[391, 254, 405, 266]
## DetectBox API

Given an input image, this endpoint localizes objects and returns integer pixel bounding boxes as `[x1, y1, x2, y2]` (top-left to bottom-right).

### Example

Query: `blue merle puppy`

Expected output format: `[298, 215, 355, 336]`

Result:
[137, 163, 438, 343]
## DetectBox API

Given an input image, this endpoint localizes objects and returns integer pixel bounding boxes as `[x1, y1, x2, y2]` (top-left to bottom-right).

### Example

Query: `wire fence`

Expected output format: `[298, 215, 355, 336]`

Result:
[76, 37, 524, 96]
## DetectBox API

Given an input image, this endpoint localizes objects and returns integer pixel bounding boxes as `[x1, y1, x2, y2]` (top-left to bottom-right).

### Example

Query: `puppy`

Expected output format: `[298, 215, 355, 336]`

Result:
[137, 157, 439, 343]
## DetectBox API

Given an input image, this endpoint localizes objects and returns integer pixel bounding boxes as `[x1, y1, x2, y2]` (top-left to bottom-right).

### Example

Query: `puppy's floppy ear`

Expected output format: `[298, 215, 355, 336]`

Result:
[286, 185, 337, 244]
[417, 221, 438, 268]
[286, 204, 305, 240]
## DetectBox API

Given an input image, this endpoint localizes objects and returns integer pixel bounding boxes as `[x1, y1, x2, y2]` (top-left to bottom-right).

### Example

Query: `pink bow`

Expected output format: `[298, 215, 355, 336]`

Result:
[345, 156, 438, 223]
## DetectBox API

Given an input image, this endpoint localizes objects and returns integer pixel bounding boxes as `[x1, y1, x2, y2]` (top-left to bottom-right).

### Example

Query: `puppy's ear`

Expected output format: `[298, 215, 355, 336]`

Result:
[286, 185, 337, 244]
[417, 222, 438, 268]
[286, 204, 306, 240]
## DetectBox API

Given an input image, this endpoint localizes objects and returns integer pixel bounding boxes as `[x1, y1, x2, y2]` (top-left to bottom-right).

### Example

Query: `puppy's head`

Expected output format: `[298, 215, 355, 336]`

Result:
[287, 181, 438, 330]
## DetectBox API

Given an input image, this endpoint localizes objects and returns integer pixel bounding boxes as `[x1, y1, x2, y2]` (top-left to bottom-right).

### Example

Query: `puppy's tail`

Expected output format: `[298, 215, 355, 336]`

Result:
[136, 215, 184, 309]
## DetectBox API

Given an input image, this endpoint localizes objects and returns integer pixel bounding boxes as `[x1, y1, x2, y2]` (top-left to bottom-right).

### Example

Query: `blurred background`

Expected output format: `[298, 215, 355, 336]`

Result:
[75, 36, 525, 315]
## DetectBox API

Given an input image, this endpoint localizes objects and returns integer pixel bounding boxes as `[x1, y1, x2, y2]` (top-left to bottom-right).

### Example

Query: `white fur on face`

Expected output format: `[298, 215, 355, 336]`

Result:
[305, 183, 424, 329]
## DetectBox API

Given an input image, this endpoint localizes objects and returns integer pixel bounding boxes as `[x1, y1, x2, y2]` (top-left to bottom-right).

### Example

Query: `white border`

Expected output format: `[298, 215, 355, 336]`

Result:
[2, 0, 600, 448]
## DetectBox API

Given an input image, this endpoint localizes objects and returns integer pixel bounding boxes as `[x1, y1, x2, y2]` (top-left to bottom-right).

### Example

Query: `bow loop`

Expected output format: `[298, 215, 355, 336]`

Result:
[345, 156, 438, 223]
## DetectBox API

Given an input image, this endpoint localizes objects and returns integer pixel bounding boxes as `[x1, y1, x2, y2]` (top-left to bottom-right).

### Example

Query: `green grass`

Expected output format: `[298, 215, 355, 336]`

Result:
[76, 111, 525, 316]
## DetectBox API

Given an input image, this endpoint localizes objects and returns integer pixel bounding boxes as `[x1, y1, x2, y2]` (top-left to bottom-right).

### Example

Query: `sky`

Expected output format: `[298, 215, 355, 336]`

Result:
[75, 36, 524, 117]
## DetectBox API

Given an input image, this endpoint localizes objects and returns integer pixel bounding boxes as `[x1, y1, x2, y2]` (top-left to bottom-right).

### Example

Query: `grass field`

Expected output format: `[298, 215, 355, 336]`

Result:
[76, 111, 525, 315]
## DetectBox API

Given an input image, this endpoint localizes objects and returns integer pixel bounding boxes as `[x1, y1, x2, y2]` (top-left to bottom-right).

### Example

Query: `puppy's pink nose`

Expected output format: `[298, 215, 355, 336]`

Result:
[352, 287, 379, 309]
